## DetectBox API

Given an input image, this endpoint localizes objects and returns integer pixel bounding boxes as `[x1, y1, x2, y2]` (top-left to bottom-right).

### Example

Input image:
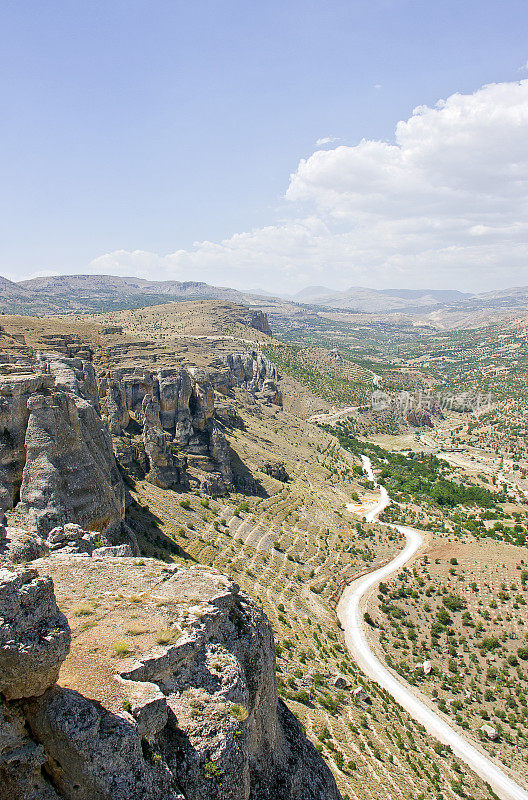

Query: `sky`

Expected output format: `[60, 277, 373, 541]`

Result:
[1, 0, 528, 294]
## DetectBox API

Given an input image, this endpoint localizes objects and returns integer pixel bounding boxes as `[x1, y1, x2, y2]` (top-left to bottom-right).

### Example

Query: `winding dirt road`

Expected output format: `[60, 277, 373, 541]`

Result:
[338, 456, 528, 800]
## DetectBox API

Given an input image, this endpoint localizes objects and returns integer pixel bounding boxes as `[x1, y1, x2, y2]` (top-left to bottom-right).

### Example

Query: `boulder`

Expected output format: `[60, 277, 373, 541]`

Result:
[0, 568, 70, 700]
[263, 460, 289, 482]
[1, 527, 48, 563]
[199, 473, 229, 496]
[330, 674, 348, 690]
[353, 687, 370, 702]
[480, 724, 498, 740]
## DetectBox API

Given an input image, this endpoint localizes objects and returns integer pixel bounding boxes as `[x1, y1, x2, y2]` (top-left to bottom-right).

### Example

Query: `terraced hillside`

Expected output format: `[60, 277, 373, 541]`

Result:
[122, 395, 498, 800]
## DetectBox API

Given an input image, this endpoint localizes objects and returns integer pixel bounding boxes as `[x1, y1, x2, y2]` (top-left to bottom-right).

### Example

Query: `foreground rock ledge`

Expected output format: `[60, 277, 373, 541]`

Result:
[0, 558, 341, 800]
[0, 567, 71, 700]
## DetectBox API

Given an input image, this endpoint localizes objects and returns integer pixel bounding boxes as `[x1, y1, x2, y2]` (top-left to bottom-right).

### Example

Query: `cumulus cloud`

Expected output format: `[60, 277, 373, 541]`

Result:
[90, 79, 528, 292]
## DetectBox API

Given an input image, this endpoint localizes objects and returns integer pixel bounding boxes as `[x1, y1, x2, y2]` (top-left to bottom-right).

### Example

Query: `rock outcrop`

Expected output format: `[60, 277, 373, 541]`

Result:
[18, 391, 125, 536]
[221, 352, 282, 406]
[0, 345, 282, 537]
[0, 560, 340, 800]
[0, 372, 54, 512]
[406, 408, 434, 428]
[0, 355, 126, 538]
[244, 310, 272, 336]
[0, 523, 135, 563]
[263, 460, 289, 482]
[142, 393, 188, 489]
[0, 567, 70, 700]
[105, 365, 240, 495]
[115, 567, 339, 800]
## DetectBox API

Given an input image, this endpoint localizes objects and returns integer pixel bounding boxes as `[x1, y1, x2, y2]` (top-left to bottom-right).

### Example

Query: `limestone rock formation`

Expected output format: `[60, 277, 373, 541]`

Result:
[142, 394, 188, 490]
[115, 567, 340, 800]
[0, 526, 48, 564]
[0, 700, 62, 800]
[106, 380, 129, 435]
[0, 355, 126, 539]
[105, 366, 238, 494]
[245, 310, 272, 336]
[221, 352, 282, 406]
[0, 559, 340, 800]
[18, 391, 125, 536]
[0, 346, 282, 538]
[41, 353, 100, 410]
[407, 408, 434, 428]
[46, 523, 100, 555]
[0, 372, 54, 512]
[0, 567, 70, 700]
[25, 687, 178, 800]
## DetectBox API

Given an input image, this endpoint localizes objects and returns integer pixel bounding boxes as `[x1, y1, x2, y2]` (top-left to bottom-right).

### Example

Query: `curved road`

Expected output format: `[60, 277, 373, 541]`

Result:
[338, 456, 528, 800]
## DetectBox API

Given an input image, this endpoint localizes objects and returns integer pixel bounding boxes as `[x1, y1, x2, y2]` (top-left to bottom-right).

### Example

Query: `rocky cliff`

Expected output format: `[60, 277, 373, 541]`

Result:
[0, 355, 125, 537]
[0, 346, 282, 542]
[243, 310, 272, 336]
[219, 352, 281, 405]
[104, 350, 281, 495]
[0, 328, 340, 799]
[0, 562, 341, 800]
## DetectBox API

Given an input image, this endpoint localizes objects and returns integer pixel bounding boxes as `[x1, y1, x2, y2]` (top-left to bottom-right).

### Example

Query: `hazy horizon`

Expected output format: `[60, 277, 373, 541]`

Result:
[5, 271, 528, 299]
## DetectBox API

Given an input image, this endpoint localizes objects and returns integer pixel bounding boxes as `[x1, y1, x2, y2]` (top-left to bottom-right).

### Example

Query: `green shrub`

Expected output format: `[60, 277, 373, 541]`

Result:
[113, 641, 131, 657]
[204, 760, 224, 781]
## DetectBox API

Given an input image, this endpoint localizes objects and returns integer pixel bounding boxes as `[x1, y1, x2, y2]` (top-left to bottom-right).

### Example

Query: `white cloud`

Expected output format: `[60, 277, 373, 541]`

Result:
[315, 136, 341, 146]
[89, 249, 166, 279]
[90, 79, 528, 293]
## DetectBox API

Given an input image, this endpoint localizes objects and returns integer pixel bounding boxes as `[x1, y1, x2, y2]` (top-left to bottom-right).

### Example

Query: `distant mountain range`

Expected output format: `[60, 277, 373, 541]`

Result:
[2, 273, 528, 322]
[291, 286, 471, 312]
[288, 285, 528, 314]
[0, 274, 266, 315]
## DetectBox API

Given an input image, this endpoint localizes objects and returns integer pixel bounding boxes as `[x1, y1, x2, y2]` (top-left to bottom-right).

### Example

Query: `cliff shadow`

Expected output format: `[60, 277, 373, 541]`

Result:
[229, 447, 267, 498]
[125, 496, 197, 563]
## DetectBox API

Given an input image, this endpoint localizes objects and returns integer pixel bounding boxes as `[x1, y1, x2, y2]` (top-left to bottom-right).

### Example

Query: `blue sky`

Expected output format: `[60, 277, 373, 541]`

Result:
[1, 1, 528, 291]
